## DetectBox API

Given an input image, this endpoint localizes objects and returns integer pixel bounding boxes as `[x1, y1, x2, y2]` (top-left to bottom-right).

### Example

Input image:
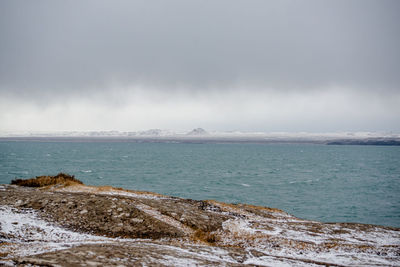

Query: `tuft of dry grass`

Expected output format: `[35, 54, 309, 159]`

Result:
[192, 229, 219, 244]
[95, 185, 166, 197]
[11, 173, 83, 187]
[239, 203, 286, 214]
[206, 200, 286, 215]
[0, 252, 9, 257]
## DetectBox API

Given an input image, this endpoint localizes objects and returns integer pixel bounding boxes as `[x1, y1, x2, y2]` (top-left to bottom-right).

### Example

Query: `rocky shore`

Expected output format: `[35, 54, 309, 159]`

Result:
[1, 175, 399, 266]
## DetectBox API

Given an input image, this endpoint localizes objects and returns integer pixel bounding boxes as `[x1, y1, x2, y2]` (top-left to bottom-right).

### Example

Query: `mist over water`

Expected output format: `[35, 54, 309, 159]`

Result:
[1, 141, 399, 227]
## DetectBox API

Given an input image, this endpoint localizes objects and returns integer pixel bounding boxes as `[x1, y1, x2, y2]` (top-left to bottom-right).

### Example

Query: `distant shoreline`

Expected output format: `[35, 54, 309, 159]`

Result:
[1, 136, 400, 145]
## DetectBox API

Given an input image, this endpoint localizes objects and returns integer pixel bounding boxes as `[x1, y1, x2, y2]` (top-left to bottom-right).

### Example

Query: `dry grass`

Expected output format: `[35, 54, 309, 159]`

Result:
[96, 186, 115, 192]
[239, 203, 286, 214]
[11, 173, 83, 187]
[330, 228, 350, 235]
[96, 186, 165, 197]
[206, 200, 285, 216]
[206, 200, 242, 213]
[0, 252, 9, 257]
[192, 229, 219, 244]
[0, 241, 13, 258]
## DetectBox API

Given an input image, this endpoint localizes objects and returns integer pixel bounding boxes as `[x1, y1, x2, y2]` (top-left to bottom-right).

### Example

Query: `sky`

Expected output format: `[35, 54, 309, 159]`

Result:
[0, 0, 399, 133]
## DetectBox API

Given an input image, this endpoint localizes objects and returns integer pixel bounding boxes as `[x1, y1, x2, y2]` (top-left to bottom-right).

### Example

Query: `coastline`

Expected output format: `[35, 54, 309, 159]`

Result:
[1, 178, 399, 266]
[1, 136, 400, 146]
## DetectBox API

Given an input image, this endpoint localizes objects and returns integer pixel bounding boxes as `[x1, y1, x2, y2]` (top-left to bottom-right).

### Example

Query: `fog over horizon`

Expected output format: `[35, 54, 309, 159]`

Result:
[1, 0, 399, 133]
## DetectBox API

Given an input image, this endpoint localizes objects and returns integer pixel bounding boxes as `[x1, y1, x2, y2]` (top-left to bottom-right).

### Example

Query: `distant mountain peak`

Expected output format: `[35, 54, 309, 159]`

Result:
[187, 128, 208, 136]
[139, 129, 163, 136]
[137, 129, 176, 136]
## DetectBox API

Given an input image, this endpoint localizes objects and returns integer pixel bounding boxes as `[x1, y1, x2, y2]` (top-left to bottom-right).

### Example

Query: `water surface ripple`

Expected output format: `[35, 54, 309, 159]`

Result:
[0, 141, 399, 227]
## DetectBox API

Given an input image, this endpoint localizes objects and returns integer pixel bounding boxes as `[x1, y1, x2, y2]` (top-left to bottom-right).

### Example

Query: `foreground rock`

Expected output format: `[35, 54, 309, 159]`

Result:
[0, 183, 399, 266]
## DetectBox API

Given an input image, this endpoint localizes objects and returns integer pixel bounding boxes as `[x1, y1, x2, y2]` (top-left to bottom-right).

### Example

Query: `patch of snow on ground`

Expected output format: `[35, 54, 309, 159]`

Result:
[134, 203, 194, 235]
[158, 255, 204, 266]
[220, 211, 400, 266]
[0, 205, 110, 257]
[244, 254, 318, 267]
[0, 206, 105, 243]
[54, 184, 171, 200]
[100, 190, 171, 200]
[158, 243, 238, 264]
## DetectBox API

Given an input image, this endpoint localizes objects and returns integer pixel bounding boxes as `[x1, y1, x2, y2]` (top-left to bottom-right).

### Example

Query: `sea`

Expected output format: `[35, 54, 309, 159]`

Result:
[0, 140, 399, 227]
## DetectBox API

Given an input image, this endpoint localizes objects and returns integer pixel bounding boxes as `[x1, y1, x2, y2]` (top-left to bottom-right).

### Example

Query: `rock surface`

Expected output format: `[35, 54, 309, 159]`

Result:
[0, 183, 399, 266]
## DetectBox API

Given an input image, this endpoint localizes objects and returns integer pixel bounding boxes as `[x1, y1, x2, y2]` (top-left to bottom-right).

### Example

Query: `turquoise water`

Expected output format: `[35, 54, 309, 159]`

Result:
[0, 141, 399, 227]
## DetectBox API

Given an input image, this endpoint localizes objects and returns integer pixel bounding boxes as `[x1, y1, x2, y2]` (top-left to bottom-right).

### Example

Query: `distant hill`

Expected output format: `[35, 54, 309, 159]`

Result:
[138, 129, 163, 136]
[327, 139, 400, 146]
[186, 128, 208, 136]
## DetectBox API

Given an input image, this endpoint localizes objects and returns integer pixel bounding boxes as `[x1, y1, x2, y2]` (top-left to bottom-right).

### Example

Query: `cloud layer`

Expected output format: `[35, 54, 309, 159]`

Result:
[0, 0, 399, 132]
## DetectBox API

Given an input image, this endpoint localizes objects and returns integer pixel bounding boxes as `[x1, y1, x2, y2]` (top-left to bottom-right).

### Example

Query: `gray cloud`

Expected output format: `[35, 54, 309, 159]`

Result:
[1, 0, 399, 93]
[0, 0, 399, 132]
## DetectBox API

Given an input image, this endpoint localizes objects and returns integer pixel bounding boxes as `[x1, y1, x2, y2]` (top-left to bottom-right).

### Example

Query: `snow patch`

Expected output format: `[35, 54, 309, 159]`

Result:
[0, 206, 101, 242]
[0, 205, 109, 257]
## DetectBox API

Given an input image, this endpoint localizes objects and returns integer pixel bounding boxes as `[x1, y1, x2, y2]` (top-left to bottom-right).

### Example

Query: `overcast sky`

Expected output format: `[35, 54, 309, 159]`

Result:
[0, 0, 399, 132]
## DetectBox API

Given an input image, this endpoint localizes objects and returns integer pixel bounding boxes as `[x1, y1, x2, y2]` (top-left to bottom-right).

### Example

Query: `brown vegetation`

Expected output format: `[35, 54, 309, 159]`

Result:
[1, 180, 399, 266]
[192, 229, 218, 244]
[11, 173, 83, 187]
